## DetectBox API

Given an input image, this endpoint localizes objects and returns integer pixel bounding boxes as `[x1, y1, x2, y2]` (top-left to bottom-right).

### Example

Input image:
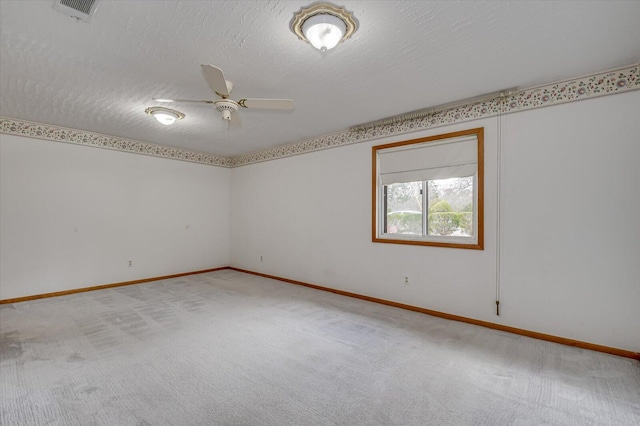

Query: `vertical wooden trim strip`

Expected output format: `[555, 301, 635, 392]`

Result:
[371, 145, 379, 242]
[476, 127, 485, 249]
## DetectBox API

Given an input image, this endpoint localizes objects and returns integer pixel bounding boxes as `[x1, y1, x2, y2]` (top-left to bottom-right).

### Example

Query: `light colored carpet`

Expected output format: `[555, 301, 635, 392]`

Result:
[1, 269, 639, 425]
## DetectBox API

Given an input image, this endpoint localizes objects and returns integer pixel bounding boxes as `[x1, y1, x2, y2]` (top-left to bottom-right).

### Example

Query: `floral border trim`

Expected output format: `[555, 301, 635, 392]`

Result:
[1, 65, 637, 168]
[231, 64, 639, 167]
[0, 118, 233, 167]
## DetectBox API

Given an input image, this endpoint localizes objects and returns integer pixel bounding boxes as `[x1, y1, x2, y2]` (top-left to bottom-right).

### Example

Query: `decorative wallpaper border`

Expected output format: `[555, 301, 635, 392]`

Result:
[1, 64, 637, 168]
[231, 64, 638, 166]
[0, 118, 233, 167]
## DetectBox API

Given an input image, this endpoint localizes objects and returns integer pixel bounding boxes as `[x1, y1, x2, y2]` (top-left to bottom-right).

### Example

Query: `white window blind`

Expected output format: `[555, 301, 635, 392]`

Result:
[378, 135, 478, 184]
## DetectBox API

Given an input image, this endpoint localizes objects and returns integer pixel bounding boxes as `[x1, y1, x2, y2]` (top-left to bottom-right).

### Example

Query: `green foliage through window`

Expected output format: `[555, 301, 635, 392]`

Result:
[385, 178, 474, 237]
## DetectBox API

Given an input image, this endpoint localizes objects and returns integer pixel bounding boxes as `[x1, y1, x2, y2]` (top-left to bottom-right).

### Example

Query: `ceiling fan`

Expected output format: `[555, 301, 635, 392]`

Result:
[153, 64, 295, 128]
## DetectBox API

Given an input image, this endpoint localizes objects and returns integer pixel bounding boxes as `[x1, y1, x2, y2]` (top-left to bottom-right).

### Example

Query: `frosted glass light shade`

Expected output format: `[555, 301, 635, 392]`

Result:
[145, 106, 185, 126]
[290, 4, 358, 52]
[152, 111, 177, 125]
[302, 14, 347, 51]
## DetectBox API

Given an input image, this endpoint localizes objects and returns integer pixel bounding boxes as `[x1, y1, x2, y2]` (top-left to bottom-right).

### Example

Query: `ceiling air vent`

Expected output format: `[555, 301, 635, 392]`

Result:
[53, 0, 101, 22]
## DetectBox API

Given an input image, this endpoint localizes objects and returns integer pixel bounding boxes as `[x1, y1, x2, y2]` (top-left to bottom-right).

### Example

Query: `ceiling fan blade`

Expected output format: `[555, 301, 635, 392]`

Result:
[201, 64, 229, 98]
[152, 98, 214, 104]
[238, 98, 295, 110]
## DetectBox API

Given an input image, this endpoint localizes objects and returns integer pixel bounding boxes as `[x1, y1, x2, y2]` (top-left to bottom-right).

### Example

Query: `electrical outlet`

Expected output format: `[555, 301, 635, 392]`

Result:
[404, 276, 409, 285]
[128, 260, 133, 267]
[260, 256, 263, 262]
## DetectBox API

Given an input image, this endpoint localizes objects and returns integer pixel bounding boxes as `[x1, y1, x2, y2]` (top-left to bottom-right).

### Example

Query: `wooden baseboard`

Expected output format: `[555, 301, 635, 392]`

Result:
[4, 266, 638, 361]
[0, 267, 229, 304]
[229, 267, 640, 361]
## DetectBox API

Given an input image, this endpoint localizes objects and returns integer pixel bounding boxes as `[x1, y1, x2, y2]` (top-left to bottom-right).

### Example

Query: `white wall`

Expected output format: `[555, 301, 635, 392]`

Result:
[0, 134, 230, 299]
[500, 90, 640, 352]
[230, 90, 640, 352]
[2, 90, 638, 352]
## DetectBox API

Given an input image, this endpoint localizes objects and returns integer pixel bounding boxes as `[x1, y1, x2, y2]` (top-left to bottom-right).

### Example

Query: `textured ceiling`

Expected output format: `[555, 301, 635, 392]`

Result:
[1, 1, 639, 158]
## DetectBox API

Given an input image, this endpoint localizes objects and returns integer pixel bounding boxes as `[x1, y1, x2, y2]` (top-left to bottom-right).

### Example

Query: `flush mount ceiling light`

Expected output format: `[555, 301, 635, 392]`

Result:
[290, 2, 358, 51]
[145, 106, 185, 126]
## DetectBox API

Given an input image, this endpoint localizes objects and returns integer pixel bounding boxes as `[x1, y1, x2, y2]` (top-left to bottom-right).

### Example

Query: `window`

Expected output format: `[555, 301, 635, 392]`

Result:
[372, 127, 484, 249]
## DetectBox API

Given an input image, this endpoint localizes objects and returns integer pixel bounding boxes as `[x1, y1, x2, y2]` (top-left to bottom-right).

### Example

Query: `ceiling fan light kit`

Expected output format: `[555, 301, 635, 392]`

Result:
[145, 106, 185, 126]
[291, 2, 358, 51]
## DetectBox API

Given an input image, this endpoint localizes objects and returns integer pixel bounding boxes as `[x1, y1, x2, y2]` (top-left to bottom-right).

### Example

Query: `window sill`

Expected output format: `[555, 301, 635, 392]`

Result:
[373, 235, 483, 250]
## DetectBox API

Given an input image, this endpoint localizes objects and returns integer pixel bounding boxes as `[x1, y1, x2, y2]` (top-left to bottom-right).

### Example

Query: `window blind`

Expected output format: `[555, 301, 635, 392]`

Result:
[378, 135, 478, 184]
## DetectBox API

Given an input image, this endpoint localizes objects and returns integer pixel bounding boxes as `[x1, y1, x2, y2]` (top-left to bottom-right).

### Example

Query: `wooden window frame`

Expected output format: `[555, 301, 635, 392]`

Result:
[372, 127, 484, 250]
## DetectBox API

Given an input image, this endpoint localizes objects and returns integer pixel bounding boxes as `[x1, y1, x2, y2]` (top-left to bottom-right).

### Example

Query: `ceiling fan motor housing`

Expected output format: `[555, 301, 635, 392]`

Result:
[214, 100, 238, 121]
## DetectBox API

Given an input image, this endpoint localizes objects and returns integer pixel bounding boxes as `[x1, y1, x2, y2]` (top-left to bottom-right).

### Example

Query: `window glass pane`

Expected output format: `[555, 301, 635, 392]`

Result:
[385, 181, 423, 235]
[427, 177, 474, 237]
